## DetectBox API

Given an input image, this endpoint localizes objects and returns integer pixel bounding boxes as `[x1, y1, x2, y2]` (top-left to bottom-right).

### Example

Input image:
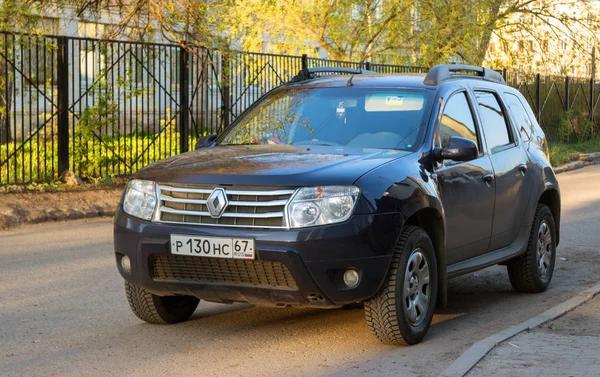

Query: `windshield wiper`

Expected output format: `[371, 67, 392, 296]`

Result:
[294, 142, 334, 147]
[219, 143, 258, 146]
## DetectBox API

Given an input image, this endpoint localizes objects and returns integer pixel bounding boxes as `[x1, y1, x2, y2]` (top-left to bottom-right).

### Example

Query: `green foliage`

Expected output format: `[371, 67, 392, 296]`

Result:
[75, 79, 118, 177]
[24, 180, 64, 192]
[549, 138, 600, 166]
[558, 110, 574, 143]
[558, 110, 597, 143]
[0, 130, 197, 184]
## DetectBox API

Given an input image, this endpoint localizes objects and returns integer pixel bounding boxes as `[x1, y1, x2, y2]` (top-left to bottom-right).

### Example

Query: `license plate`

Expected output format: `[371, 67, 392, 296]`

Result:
[170, 234, 255, 260]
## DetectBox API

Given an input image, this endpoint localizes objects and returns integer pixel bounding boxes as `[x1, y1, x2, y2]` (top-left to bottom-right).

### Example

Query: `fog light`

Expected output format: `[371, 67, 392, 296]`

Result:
[343, 269, 360, 288]
[120, 255, 131, 274]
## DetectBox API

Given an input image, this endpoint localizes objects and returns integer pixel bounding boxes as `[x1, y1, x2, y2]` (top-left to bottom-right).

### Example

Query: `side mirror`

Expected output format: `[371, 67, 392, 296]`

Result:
[433, 136, 479, 162]
[194, 134, 217, 150]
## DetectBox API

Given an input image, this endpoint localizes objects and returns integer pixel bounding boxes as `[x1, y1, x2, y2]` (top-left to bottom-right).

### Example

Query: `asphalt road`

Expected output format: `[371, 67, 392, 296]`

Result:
[1, 165, 600, 377]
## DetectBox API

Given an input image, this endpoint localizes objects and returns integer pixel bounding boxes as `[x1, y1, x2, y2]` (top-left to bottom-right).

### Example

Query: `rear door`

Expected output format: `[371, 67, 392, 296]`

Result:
[434, 90, 496, 265]
[472, 90, 533, 251]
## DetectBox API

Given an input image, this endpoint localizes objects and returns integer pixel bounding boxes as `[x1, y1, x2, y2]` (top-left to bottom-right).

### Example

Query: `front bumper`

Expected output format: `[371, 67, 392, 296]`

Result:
[114, 207, 402, 308]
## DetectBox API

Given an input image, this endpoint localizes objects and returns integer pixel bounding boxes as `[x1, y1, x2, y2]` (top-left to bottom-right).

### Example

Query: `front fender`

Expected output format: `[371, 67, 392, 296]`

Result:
[355, 157, 448, 307]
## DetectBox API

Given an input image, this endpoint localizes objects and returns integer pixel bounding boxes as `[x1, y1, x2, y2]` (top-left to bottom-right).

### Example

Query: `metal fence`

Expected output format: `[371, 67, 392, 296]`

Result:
[0, 33, 598, 185]
[505, 71, 600, 142]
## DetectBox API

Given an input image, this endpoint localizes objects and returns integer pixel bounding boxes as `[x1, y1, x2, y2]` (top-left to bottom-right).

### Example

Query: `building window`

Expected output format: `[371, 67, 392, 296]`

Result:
[78, 22, 105, 39]
[78, 22, 107, 83]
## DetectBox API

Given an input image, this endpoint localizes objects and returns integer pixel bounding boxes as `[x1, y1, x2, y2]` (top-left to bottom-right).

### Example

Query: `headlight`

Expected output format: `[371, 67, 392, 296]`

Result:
[287, 186, 360, 228]
[123, 179, 157, 220]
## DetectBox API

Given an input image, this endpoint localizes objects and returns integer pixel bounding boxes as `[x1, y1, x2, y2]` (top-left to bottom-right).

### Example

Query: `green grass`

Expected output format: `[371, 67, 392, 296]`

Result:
[549, 138, 600, 166]
[1, 131, 199, 185]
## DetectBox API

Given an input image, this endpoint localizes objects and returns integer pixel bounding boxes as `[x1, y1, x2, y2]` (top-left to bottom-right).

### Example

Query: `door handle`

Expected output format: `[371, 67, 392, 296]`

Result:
[518, 164, 528, 176]
[483, 173, 495, 186]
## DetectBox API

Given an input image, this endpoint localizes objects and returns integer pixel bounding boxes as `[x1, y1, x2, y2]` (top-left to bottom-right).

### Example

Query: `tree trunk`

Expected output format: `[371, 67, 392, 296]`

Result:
[474, 26, 495, 66]
[474, 1, 504, 65]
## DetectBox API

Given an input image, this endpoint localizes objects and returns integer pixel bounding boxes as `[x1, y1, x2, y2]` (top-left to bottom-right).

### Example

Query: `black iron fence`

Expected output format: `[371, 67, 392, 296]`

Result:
[504, 71, 600, 142]
[0, 33, 598, 185]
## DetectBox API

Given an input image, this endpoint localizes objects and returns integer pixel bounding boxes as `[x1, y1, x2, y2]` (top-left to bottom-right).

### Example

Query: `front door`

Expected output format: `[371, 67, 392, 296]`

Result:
[434, 90, 496, 265]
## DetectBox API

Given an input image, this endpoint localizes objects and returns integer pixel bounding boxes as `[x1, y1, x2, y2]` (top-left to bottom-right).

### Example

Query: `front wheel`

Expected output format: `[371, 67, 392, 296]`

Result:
[364, 226, 438, 345]
[124, 281, 200, 324]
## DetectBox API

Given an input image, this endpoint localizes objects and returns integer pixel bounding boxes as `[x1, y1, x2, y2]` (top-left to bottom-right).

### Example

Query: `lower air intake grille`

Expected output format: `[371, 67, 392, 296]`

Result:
[152, 255, 298, 289]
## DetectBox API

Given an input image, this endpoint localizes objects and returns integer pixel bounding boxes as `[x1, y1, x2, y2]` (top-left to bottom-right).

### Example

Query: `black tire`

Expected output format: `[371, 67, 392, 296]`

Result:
[507, 204, 556, 293]
[364, 226, 438, 345]
[124, 281, 200, 324]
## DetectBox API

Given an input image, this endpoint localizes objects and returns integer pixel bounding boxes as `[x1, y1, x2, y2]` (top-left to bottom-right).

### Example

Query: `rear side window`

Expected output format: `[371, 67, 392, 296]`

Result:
[505, 93, 534, 140]
[474, 91, 512, 150]
[438, 92, 478, 148]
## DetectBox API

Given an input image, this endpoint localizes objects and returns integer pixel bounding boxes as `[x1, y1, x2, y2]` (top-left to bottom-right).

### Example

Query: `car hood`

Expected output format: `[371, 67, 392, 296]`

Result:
[134, 145, 411, 186]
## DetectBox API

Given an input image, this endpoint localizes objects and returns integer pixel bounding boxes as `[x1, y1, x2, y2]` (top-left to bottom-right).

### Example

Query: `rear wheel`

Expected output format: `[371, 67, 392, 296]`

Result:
[124, 281, 199, 324]
[507, 204, 556, 293]
[364, 226, 438, 345]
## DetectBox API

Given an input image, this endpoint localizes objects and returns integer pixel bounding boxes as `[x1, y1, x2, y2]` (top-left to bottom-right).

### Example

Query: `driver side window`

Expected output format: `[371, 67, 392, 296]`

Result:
[438, 92, 479, 149]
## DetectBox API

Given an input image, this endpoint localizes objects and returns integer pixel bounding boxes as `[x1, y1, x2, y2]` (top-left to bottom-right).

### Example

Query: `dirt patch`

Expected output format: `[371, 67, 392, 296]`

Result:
[0, 188, 123, 230]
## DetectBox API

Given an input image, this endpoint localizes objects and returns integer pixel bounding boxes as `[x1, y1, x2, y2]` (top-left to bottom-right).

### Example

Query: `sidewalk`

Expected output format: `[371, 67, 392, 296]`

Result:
[467, 294, 600, 376]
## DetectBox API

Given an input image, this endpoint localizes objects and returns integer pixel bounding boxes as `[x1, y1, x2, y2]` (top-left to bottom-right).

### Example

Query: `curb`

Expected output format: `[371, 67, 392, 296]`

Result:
[554, 161, 597, 174]
[438, 282, 600, 377]
[0, 208, 117, 230]
[554, 153, 600, 174]
[0, 187, 123, 231]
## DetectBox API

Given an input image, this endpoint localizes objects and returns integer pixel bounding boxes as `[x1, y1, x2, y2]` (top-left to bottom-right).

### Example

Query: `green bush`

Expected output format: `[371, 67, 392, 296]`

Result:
[0, 131, 199, 184]
[557, 110, 597, 143]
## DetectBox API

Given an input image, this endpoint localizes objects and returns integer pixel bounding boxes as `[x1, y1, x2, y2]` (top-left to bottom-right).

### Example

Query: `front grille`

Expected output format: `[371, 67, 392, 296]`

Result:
[152, 254, 298, 289]
[156, 184, 295, 228]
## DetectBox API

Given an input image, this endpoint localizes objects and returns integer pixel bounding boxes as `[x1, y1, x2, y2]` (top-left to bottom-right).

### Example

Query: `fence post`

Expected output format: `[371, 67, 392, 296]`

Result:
[565, 76, 570, 112]
[301, 54, 308, 71]
[56, 36, 69, 176]
[221, 53, 230, 132]
[502, 68, 508, 82]
[179, 47, 189, 153]
[535, 73, 541, 122]
[364, 61, 372, 71]
[590, 46, 596, 122]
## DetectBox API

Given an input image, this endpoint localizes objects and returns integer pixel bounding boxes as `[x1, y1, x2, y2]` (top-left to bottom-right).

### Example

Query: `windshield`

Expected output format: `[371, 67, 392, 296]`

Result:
[218, 87, 434, 150]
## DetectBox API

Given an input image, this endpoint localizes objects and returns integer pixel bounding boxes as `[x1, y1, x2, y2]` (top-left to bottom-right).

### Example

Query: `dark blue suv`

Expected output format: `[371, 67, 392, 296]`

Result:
[114, 65, 560, 345]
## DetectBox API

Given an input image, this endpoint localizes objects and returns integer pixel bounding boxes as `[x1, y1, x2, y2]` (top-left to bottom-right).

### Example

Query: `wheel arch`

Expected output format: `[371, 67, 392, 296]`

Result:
[403, 207, 447, 308]
[538, 188, 561, 245]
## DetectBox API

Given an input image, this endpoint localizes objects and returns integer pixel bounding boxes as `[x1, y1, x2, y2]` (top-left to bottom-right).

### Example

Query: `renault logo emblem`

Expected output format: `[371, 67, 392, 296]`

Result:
[206, 188, 228, 218]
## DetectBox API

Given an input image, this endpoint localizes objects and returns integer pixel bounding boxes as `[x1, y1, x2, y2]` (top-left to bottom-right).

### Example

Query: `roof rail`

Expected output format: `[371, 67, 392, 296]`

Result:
[291, 66, 376, 82]
[424, 64, 505, 86]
